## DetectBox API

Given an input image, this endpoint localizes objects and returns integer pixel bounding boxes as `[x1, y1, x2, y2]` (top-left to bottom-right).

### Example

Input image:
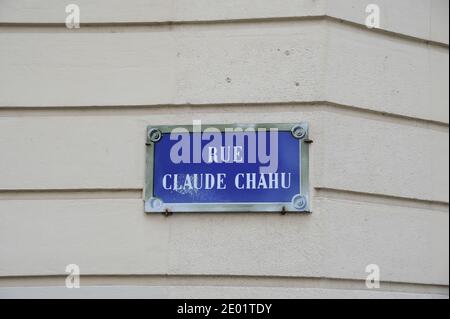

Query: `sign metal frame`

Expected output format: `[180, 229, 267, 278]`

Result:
[144, 123, 311, 214]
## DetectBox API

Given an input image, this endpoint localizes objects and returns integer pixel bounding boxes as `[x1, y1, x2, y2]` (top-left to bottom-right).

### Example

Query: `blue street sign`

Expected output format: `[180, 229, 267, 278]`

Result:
[144, 123, 310, 213]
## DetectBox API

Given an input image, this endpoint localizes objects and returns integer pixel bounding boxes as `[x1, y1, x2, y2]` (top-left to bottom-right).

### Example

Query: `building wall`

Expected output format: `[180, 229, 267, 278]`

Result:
[0, 0, 448, 298]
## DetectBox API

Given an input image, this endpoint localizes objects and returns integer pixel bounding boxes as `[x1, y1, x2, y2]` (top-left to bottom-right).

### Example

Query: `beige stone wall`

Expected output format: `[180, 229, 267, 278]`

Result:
[0, 0, 448, 298]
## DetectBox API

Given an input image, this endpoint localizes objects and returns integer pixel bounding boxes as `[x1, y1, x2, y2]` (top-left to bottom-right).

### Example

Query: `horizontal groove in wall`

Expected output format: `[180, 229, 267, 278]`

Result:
[0, 187, 447, 213]
[0, 15, 447, 49]
[315, 188, 449, 213]
[0, 189, 142, 200]
[0, 101, 448, 131]
[0, 274, 447, 296]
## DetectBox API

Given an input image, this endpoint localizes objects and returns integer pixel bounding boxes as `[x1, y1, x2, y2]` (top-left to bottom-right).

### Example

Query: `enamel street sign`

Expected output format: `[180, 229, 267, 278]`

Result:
[144, 122, 310, 213]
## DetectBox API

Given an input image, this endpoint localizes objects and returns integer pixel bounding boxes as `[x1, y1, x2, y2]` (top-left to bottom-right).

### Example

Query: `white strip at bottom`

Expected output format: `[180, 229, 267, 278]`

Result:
[0, 285, 447, 299]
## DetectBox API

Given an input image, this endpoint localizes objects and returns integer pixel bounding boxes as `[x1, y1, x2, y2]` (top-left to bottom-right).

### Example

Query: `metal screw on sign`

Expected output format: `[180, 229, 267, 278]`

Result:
[292, 195, 308, 211]
[148, 128, 162, 143]
[291, 125, 307, 139]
